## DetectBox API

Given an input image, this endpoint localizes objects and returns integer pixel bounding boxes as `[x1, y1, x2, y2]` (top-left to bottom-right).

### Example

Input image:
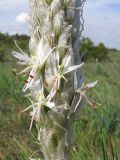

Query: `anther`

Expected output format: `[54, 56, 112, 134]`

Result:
[44, 81, 48, 87]
[30, 75, 34, 78]
[25, 80, 28, 83]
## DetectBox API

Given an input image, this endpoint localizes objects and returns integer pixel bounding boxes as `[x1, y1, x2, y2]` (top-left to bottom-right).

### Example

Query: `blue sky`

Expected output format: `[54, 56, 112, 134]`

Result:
[83, 0, 120, 49]
[0, 0, 120, 49]
[0, 0, 28, 34]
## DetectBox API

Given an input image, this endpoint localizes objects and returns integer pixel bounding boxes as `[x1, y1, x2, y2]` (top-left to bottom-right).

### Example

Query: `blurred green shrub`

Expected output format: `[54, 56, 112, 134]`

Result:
[80, 37, 109, 62]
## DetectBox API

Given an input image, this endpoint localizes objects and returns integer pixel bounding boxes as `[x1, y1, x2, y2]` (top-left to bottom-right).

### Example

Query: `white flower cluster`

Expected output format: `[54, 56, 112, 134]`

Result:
[12, 0, 99, 159]
[13, 38, 85, 130]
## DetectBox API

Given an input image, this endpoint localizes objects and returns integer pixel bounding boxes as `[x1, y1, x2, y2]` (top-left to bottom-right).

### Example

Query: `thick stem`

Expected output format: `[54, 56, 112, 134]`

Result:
[28, 0, 85, 159]
[36, 109, 73, 160]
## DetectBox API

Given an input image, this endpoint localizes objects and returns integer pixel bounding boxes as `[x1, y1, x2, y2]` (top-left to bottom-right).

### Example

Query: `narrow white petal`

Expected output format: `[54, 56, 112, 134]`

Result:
[47, 78, 58, 100]
[22, 78, 34, 92]
[63, 62, 84, 75]
[29, 107, 37, 131]
[37, 39, 43, 58]
[22, 68, 37, 92]
[63, 54, 71, 68]
[14, 40, 28, 56]
[12, 51, 25, 59]
[47, 89, 57, 101]
[74, 94, 82, 112]
[45, 101, 55, 109]
[42, 47, 56, 64]
[12, 51, 30, 62]
[50, 52, 58, 73]
[17, 61, 28, 65]
[56, 51, 60, 65]
[85, 80, 98, 89]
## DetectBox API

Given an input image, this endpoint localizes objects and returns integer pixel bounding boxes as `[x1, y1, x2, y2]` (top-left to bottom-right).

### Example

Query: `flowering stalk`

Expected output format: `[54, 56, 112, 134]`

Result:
[13, 0, 99, 160]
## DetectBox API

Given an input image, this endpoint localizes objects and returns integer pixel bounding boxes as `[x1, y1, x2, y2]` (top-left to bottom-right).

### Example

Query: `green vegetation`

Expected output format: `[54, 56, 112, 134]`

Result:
[0, 32, 29, 62]
[0, 32, 120, 159]
[80, 37, 118, 62]
[72, 62, 120, 160]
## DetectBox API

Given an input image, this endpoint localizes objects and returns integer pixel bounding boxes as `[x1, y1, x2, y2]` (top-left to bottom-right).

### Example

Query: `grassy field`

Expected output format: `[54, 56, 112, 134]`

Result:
[0, 60, 120, 159]
[72, 62, 120, 160]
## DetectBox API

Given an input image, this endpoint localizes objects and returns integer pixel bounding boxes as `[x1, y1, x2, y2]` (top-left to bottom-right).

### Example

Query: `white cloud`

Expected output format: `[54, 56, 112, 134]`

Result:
[16, 12, 28, 24]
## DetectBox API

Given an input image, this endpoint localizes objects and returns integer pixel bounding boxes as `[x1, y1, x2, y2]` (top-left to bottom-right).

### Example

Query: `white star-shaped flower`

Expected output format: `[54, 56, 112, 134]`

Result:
[12, 39, 55, 92]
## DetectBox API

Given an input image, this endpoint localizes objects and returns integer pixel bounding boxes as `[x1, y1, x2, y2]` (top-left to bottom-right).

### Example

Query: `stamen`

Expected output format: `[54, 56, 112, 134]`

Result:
[25, 80, 28, 83]
[16, 108, 21, 113]
[61, 75, 67, 82]
[30, 75, 34, 78]
[34, 118, 39, 123]
[44, 80, 48, 87]
[11, 69, 17, 75]
[84, 86, 88, 90]
[92, 101, 96, 106]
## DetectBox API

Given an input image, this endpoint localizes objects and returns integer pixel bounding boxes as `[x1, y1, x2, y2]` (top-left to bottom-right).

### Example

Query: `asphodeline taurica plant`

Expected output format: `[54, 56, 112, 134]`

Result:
[12, 0, 99, 160]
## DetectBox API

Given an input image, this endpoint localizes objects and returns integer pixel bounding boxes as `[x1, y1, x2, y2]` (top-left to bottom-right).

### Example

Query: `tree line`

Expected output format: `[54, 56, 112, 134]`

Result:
[80, 37, 118, 62]
[0, 32, 119, 62]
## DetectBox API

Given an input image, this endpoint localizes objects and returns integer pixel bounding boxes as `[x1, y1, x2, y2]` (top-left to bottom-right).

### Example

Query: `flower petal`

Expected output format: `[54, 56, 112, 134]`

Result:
[63, 62, 84, 75]
[45, 101, 55, 109]
[17, 61, 28, 65]
[29, 107, 38, 131]
[85, 80, 98, 89]
[63, 54, 71, 68]
[74, 94, 82, 112]
[12, 51, 30, 63]
[22, 68, 37, 92]
[42, 47, 56, 65]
